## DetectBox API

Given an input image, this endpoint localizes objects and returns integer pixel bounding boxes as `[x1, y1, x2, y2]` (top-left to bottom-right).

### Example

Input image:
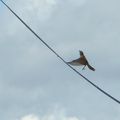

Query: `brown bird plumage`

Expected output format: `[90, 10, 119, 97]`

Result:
[67, 51, 95, 71]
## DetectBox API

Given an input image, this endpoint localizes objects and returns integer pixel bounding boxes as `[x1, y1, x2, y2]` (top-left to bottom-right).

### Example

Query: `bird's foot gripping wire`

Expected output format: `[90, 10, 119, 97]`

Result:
[82, 65, 86, 70]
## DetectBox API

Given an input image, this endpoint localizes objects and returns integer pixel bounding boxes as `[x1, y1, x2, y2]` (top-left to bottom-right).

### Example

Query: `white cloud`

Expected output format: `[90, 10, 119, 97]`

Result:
[19, 108, 81, 120]
[8, 0, 59, 22]
[20, 114, 80, 120]
[68, 0, 87, 7]
[20, 114, 39, 120]
[7, 0, 87, 23]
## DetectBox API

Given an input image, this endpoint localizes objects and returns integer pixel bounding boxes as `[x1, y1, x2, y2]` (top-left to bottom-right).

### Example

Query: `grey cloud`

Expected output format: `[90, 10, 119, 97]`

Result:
[0, 0, 120, 120]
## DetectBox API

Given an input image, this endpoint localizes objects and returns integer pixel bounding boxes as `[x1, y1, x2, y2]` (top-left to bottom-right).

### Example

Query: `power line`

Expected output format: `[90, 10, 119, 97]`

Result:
[0, 0, 120, 104]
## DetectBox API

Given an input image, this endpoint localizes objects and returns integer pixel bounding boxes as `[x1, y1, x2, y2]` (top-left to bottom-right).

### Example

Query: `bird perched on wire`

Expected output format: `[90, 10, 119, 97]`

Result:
[67, 51, 95, 71]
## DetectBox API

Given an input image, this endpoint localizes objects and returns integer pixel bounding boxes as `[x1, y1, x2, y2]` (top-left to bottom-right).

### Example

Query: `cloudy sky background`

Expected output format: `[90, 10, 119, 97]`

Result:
[0, 0, 120, 120]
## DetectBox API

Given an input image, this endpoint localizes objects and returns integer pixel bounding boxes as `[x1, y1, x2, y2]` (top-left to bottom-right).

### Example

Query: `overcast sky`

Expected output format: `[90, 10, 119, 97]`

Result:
[0, 0, 120, 120]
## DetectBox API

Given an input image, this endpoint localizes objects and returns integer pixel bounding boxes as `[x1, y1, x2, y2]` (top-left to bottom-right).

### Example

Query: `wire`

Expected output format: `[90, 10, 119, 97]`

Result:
[0, 0, 120, 104]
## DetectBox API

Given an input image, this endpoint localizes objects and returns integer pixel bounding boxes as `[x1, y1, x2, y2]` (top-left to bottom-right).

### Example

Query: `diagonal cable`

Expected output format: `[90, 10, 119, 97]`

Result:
[0, 0, 120, 104]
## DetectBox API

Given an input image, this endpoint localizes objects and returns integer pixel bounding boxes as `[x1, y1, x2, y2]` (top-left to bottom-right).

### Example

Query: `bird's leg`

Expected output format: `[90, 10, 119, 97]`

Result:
[82, 65, 86, 70]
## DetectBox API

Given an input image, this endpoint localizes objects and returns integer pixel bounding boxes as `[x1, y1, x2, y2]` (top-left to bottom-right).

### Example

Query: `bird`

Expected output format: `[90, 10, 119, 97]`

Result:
[67, 51, 95, 71]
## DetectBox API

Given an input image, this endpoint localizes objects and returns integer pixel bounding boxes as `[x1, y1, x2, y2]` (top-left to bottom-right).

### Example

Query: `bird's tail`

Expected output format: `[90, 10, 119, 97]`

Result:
[87, 64, 95, 71]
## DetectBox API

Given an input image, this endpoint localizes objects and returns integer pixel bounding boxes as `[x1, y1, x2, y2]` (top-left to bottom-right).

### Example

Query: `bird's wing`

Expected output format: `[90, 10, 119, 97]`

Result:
[67, 58, 82, 66]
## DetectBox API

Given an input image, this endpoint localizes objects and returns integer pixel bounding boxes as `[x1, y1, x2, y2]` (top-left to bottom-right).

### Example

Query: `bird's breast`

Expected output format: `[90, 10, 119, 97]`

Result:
[79, 57, 87, 65]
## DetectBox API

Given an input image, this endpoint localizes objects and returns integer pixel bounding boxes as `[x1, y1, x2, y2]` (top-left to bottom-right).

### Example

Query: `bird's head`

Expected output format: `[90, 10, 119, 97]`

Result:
[79, 50, 84, 55]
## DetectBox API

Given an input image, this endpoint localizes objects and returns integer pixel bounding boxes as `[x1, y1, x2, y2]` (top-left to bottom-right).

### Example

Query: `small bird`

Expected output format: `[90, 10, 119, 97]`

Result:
[67, 51, 95, 71]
